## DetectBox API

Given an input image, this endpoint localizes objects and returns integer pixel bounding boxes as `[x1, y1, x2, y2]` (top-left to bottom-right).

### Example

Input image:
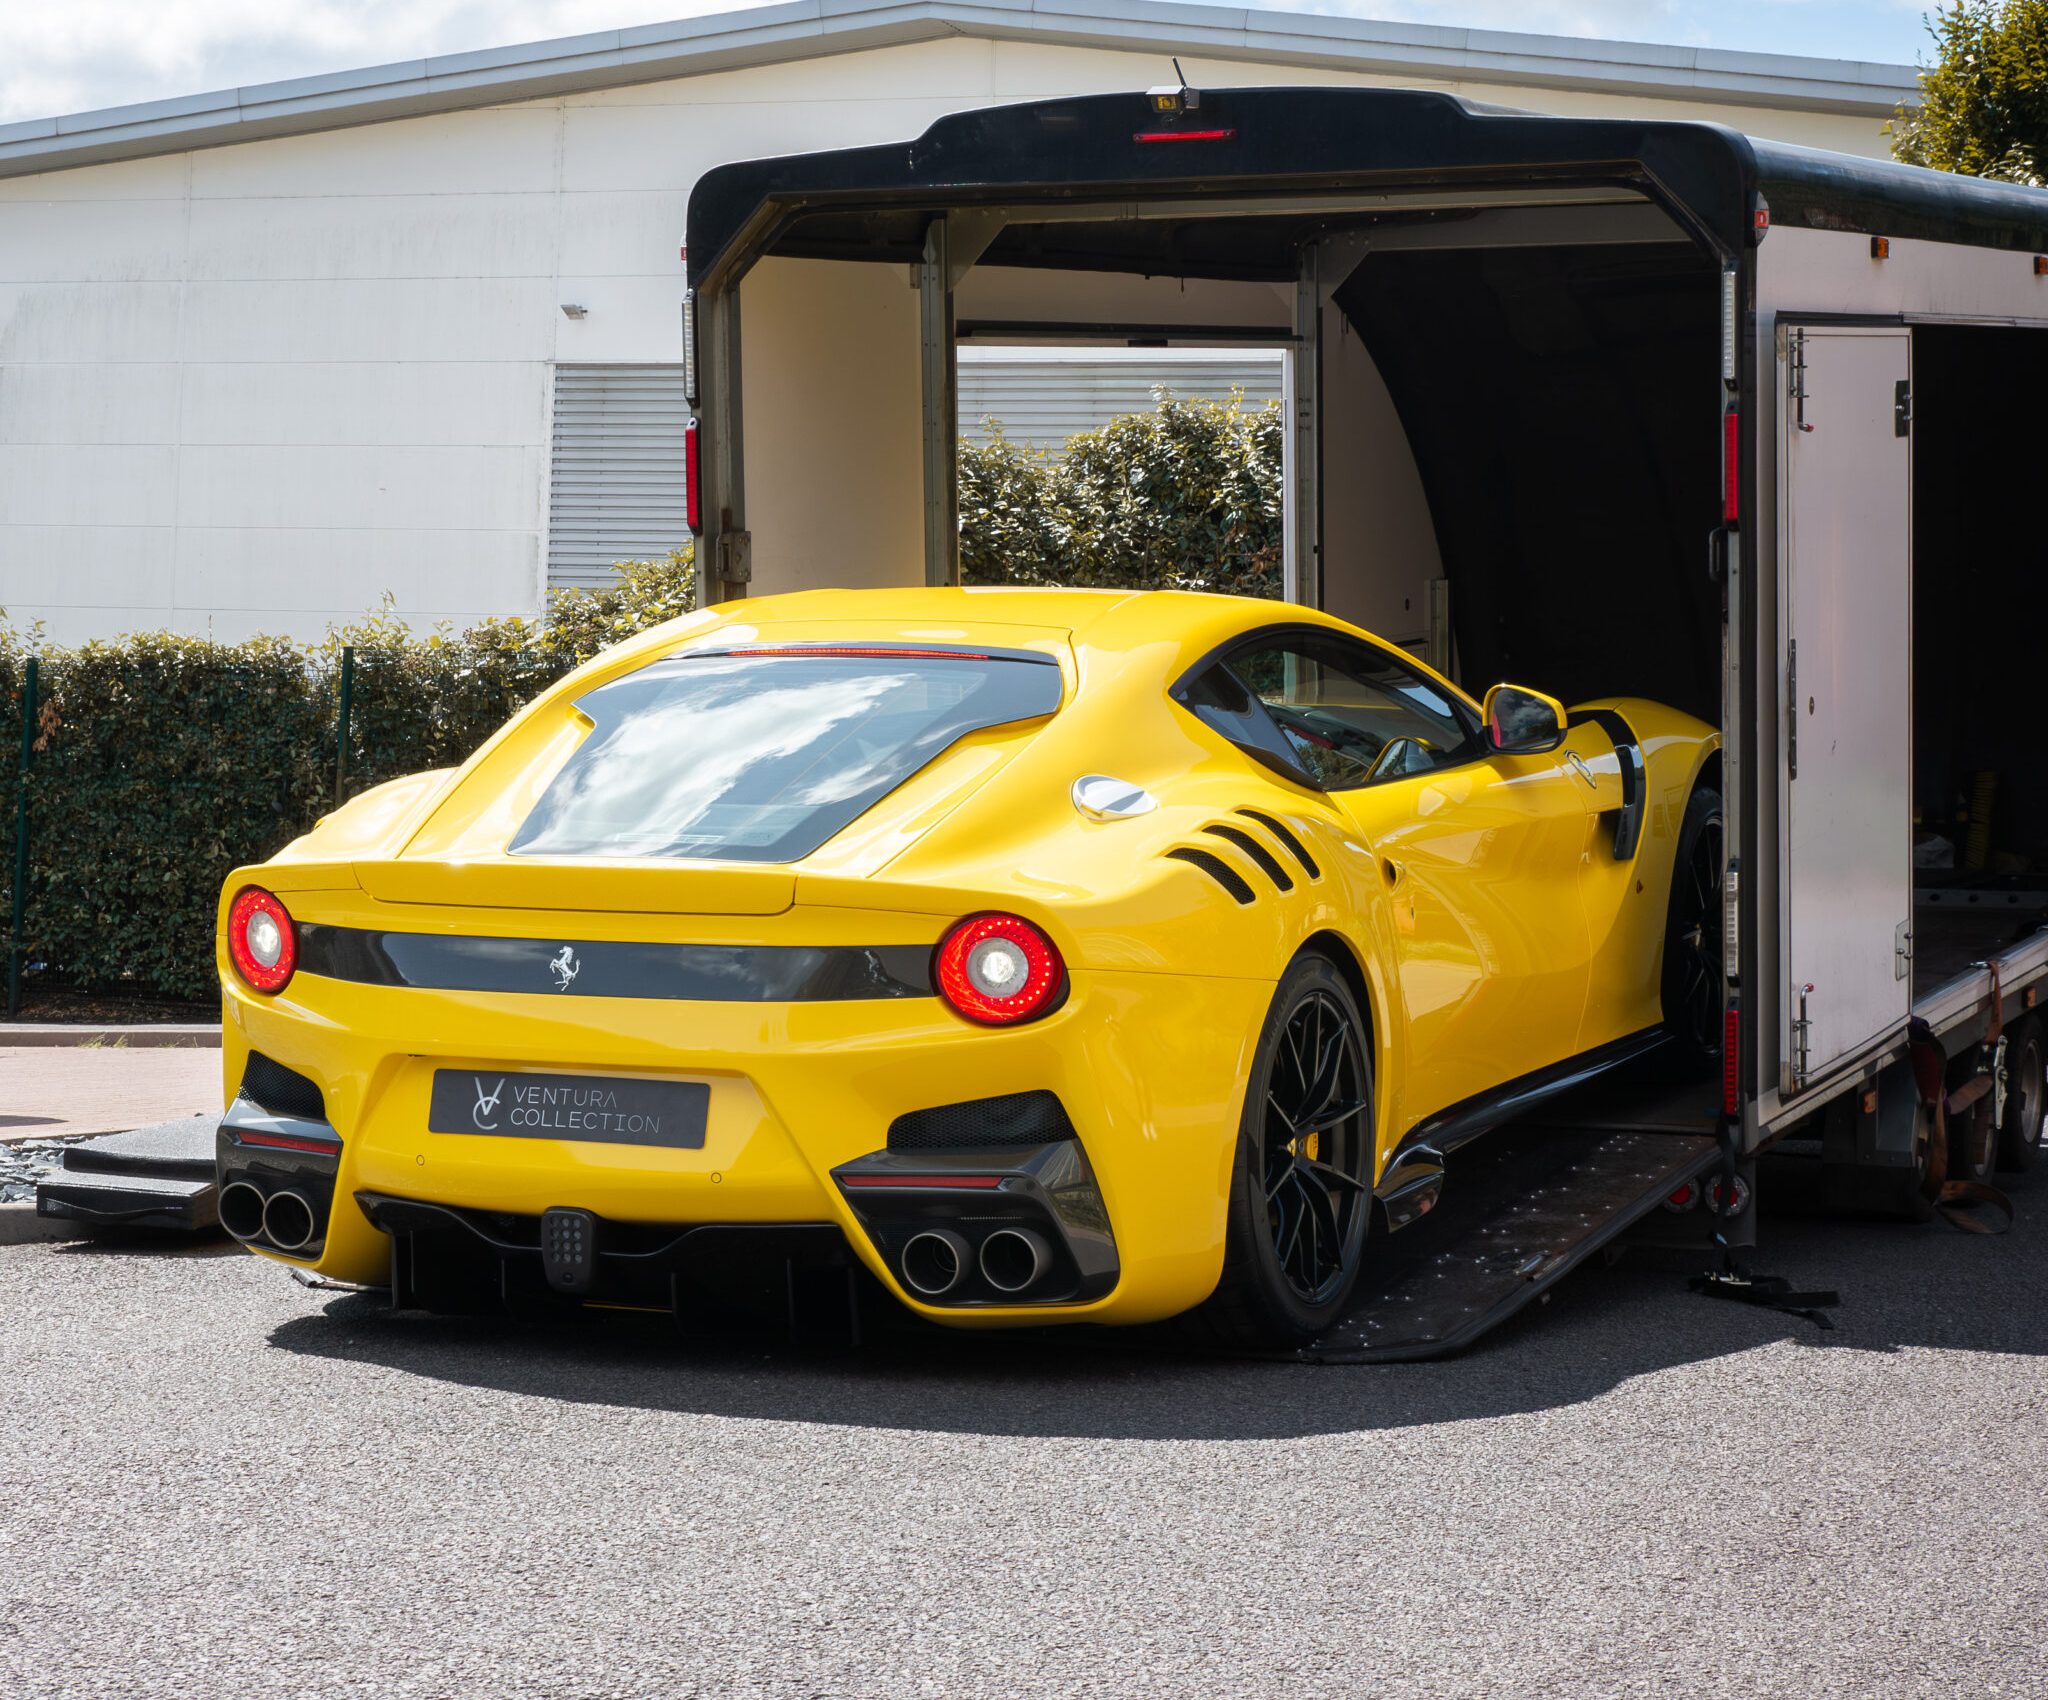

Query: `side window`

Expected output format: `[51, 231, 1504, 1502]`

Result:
[1190, 632, 1481, 790]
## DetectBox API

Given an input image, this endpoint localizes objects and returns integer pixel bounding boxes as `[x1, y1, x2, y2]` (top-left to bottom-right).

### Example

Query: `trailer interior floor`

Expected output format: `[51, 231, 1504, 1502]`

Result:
[1912, 886, 2048, 1004]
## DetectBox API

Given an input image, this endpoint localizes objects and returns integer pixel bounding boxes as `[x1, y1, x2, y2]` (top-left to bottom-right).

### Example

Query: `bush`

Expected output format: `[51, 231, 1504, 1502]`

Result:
[1891, 1, 2048, 184]
[0, 551, 694, 1003]
[959, 391, 1284, 597]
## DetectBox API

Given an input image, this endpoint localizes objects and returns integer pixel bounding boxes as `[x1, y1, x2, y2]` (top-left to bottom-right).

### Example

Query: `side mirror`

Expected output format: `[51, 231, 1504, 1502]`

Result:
[1483, 683, 1568, 754]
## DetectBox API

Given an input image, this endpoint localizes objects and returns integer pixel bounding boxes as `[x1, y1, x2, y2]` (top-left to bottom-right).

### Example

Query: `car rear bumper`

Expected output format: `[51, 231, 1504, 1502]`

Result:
[219, 959, 1270, 1327]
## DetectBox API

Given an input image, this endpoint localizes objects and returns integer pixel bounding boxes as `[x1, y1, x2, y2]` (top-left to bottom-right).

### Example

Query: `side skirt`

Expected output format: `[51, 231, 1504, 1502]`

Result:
[1372, 1027, 1672, 1228]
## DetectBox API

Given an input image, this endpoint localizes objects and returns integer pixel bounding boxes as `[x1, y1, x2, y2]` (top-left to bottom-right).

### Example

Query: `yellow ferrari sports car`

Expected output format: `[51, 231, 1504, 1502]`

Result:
[214, 587, 1720, 1347]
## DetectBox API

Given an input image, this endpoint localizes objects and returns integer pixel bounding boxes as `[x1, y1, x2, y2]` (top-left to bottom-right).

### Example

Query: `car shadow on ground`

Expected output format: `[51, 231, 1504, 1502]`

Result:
[265, 1165, 2048, 1442]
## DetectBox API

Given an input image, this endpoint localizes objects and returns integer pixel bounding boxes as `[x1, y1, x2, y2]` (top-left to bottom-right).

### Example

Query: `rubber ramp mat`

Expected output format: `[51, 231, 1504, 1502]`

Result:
[1294, 1123, 1718, 1364]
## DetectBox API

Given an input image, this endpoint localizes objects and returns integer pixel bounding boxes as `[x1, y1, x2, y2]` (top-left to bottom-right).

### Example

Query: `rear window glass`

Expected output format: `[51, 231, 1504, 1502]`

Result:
[509, 647, 1062, 863]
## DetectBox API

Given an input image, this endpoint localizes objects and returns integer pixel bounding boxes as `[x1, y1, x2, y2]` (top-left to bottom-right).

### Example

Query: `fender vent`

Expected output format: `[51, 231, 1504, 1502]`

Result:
[888, 1090, 1077, 1153]
[1166, 847, 1256, 905]
[1235, 808, 1320, 880]
[1203, 824, 1293, 893]
[238, 1052, 326, 1123]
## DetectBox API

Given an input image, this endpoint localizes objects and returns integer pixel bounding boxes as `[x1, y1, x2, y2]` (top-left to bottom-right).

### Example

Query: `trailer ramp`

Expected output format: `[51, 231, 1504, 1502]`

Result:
[1297, 1090, 1719, 1364]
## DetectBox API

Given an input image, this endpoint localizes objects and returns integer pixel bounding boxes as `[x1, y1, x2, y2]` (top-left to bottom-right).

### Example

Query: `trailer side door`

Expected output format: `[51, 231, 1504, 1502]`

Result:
[1778, 324, 1913, 1089]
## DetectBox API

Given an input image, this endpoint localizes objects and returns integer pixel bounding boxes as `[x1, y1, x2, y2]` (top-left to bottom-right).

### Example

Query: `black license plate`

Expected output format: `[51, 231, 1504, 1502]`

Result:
[428, 1070, 708, 1149]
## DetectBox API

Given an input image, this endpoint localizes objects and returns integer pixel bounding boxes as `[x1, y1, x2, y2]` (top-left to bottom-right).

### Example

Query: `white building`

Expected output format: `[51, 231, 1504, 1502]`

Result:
[0, 0, 1916, 642]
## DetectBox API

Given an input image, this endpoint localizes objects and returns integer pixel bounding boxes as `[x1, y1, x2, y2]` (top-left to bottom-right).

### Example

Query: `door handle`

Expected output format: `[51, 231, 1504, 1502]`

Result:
[1381, 857, 1403, 888]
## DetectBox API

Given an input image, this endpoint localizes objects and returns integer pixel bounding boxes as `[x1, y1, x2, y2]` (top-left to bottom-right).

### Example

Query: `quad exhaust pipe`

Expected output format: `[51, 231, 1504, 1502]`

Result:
[978, 1227, 1050, 1295]
[261, 1190, 319, 1253]
[218, 1180, 268, 1243]
[900, 1229, 972, 1297]
[220, 1180, 320, 1252]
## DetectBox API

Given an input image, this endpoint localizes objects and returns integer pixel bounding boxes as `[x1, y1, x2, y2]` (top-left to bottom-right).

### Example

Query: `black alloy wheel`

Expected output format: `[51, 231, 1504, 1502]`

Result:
[1662, 786, 1725, 1069]
[1261, 987, 1373, 1305]
[1199, 954, 1375, 1347]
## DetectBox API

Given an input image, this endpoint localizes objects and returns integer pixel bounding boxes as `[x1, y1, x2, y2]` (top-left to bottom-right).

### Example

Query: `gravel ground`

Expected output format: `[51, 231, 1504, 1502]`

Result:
[0, 1140, 72, 1204]
[2, 1192, 2045, 1700]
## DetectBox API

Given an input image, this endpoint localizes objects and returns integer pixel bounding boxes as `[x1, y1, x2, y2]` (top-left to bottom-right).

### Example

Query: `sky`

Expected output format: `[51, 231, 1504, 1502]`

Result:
[0, 0, 1938, 126]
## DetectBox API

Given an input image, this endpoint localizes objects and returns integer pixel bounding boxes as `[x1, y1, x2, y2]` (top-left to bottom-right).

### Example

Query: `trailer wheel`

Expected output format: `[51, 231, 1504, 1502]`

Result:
[1949, 1093, 2001, 1186]
[1195, 953, 1374, 1349]
[1660, 784, 1723, 1071]
[1999, 1019, 2045, 1173]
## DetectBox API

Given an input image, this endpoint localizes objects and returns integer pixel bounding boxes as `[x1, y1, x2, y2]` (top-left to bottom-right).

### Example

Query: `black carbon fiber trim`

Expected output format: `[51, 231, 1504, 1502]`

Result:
[888, 1090, 1077, 1153]
[1236, 809, 1320, 880]
[295, 924, 934, 1001]
[1165, 846, 1256, 905]
[1202, 823, 1294, 892]
[239, 1052, 326, 1122]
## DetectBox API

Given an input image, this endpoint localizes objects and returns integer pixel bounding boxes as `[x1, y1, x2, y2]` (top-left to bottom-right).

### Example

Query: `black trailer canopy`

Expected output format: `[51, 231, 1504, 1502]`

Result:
[686, 87, 2048, 287]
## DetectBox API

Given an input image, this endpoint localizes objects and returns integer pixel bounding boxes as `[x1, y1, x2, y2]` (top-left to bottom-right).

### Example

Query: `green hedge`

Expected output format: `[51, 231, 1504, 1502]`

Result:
[1, 392, 1282, 1006]
[959, 390, 1284, 597]
[0, 553, 694, 1003]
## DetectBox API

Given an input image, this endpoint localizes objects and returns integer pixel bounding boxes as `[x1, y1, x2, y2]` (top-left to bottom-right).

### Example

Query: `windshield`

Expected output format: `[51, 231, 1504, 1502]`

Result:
[510, 646, 1062, 863]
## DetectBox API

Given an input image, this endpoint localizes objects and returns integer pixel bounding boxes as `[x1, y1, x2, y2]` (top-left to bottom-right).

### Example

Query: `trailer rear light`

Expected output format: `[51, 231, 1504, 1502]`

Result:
[1722, 409, 1740, 521]
[1663, 1179, 1701, 1212]
[681, 288, 698, 403]
[934, 913, 1065, 1026]
[1723, 1004, 1742, 1118]
[1703, 1173, 1751, 1216]
[227, 887, 297, 995]
[685, 418, 701, 533]
[1134, 128, 1236, 143]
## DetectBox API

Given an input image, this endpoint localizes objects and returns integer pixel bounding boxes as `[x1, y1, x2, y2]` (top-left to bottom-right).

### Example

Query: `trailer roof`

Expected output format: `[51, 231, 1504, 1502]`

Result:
[687, 86, 2048, 287]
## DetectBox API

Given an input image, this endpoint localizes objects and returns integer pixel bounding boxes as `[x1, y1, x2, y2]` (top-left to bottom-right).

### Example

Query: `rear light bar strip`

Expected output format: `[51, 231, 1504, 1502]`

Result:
[1134, 129, 1237, 143]
[838, 1174, 1007, 1190]
[233, 1128, 343, 1156]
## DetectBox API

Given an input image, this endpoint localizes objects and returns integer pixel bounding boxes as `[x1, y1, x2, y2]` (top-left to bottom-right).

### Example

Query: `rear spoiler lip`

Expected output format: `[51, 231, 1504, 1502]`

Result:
[352, 858, 796, 917]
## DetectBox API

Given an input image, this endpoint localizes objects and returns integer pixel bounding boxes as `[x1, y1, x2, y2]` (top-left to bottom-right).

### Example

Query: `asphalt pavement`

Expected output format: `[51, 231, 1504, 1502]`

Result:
[3, 1185, 2045, 1700]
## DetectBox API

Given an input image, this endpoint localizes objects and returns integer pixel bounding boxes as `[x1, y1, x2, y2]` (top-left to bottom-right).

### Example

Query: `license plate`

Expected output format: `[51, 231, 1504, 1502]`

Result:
[428, 1070, 708, 1149]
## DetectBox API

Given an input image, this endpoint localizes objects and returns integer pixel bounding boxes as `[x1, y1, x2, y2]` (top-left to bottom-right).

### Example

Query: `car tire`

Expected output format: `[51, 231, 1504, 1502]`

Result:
[1661, 783, 1724, 1072]
[1194, 953, 1375, 1349]
[1998, 1018, 2044, 1174]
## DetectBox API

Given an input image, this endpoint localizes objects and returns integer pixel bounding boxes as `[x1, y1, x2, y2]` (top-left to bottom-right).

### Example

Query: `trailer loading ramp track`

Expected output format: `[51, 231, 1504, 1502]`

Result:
[1292, 1081, 1721, 1364]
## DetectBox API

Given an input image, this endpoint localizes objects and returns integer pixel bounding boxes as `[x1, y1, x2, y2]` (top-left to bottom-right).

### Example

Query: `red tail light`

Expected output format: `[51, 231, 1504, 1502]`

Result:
[227, 886, 297, 995]
[685, 418, 701, 533]
[1722, 409, 1740, 522]
[1134, 128, 1237, 143]
[934, 913, 1065, 1026]
[1723, 1004, 1742, 1118]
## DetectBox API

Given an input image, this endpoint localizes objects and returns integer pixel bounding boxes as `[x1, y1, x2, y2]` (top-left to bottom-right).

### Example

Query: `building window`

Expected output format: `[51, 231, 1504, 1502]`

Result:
[957, 348, 1285, 450]
[547, 365, 690, 593]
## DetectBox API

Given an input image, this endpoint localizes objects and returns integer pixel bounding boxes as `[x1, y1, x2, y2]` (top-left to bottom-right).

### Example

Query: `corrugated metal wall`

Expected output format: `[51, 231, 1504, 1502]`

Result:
[547, 365, 690, 592]
[957, 350, 1284, 451]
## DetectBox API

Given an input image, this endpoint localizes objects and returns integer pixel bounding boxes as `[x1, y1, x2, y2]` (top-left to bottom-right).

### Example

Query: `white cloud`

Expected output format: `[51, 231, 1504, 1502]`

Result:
[0, 0, 1930, 125]
[1290, 1, 1686, 42]
[0, 1, 774, 124]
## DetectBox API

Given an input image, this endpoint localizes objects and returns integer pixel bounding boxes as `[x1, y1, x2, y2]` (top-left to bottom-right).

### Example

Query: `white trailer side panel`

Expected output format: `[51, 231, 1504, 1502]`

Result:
[1777, 326, 1913, 1085]
[1752, 227, 2048, 1124]
[738, 258, 923, 597]
[1318, 299, 1444, 653]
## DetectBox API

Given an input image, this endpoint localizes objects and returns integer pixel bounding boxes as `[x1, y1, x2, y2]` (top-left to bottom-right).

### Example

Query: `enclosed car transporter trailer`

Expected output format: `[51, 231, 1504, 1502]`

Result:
[673, 90, 2048, 1356]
